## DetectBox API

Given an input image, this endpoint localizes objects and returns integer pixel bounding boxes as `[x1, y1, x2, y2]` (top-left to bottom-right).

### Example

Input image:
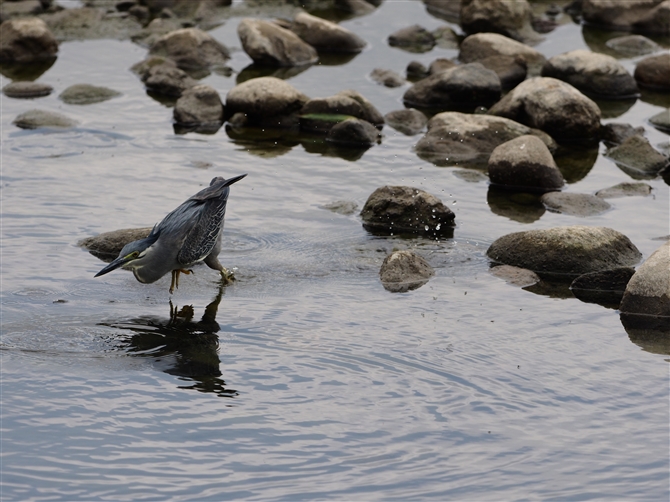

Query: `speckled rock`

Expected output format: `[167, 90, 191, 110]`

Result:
[487, 226, 642, 276]
[142, 62, 197, 97]
[2, 81, 52, 98]
[59, 84, 121, 105]
[582, 0, 670, 35]
[326, 118, 380, 146]
[370, 68, 405, 88]
[360, 185, 456, 237]
[620, 241, 670, 318]
[384, 108, 427, 135]
[634, 53, 670, 91]
[460, 0, 539, 43]
[379, 250, 434, 293]
[415, 111, 556, 166]
[540, 192, 612, 217]
[0, 18, 58, 63]
[490, 264, 540, 287]
[238, 18, 318, 67]
[173, 84, 224, 126]
[291, 12, 365, 53]
[149, 27, 230, 71]
[605, 35, 661, 57]
[488, 135, 564, 192]
[403, 62, 501, 110]
[301, 90, 384, 128]
[541, 49, 639, 99]
[605, 134, 669, 178]
[488, 77, 602, 143]
[388, 24, 435, 52]
[13, 109, 77, 129]
[79, 227, 152, 261]
[459, 32, 546, 74]
[595, 182, 652, 198]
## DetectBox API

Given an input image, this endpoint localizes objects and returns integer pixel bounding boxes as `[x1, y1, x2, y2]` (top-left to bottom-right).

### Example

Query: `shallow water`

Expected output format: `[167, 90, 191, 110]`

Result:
[1, 1, 669, 500]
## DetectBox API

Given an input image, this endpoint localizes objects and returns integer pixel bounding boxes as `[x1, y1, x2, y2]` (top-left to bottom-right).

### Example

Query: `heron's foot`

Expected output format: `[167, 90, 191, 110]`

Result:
[220, 267, 236, 284]
[169, 269, 194, 294]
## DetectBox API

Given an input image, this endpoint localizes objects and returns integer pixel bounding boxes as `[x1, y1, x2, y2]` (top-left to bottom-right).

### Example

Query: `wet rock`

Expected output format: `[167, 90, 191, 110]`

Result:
[488, 77, 602, 144]
[582, 0, 670, 35]
[290, 11, 365, 53]
[605, 134, 669, 178]
[360, 185, 456, 237]
[605, 35, 661, 57]
[384, 108, 427, 136]
[570, 267, 635, 308]
[2, 81, 52, 98]
[489, 264, 540, 287]
[540, 192, 612, 216]
[326, 117, 380, 146]
[487, 187, 545, 224]
[620, 241, 670, 318]
[541, 49, 638, 99]
[428, 58, 457, 75]
[131, 17, 183, 48]
[595, 181, 652, 198]
[13, 109, 77, 129]
[424, 0, 461, 21]
[599, 122, 645, 146]
[432, 25, 460, 49]
[403, 63, 501, 111]
[649, 109, 670, 133]
[459, 32, 546, 75]
[142, 62, 197, 97]
[388, 24, 436, 52]
[149, 28, 230, 72]
[334, 0, 377, 16]
[0, 18, 58, 63]
[238, 18, 318, 67]
[453, 169, 488, 183]
[415, 111, 556, 167]
[41, 6, 142, 41]
[486, 226, 642, 276]
[460, 0, 540, 43]
[370, 68, 405, 88]
[59, 84, 121, 105]
[299, 113, 355, 134]
[321, 200, 358, 215]
[79, 227, 152, 261]
[379, 250, 434, 293]
[476, 55, 527, 90]
[488, 135, 564, 192]
[634, 53, 670, 92]
[0, 0, 45, 20]
[173, 84, 224, 127]
[406, 60, 429, 80]
[301, 90, 384, 128]
[225, 76, 309, 126]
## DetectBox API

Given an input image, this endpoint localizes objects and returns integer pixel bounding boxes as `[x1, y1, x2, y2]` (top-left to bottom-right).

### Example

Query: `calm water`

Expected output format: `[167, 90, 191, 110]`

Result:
[1, 1, 669, 500]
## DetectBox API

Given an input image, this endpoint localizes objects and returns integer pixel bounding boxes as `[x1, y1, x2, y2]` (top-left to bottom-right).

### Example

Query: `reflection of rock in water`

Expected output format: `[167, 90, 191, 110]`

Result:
[101, 286, 237, 397]
[487, 186, 545, 223]
[620, 314, 670, 356]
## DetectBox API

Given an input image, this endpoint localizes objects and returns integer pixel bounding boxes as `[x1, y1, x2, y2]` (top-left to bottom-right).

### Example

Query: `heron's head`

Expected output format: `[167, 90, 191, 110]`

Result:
[94, 238, 155, 278]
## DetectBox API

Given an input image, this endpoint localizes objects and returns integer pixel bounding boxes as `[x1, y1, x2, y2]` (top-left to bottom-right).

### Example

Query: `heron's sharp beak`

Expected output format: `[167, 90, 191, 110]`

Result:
[94, 255, 132, 277]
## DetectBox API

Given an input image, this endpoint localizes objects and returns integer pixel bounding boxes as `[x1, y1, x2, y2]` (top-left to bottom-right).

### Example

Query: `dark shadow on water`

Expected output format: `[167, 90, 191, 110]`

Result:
[100, 285, 238, 397]
[620, 313, 670, 356]
[486, 186, 545, 223]
[553, 144, 598, 184]
[236, 63, 313, 84]
[0, 59, 56, 81]
[594, 97, 637, 120]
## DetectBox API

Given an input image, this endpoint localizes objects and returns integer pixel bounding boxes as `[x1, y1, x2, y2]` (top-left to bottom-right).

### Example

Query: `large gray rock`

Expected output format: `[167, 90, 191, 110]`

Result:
[79, 227, 152, 261]
[2, 81, 52, 98]
[173, 84, 224, 126]
[488, 77, 602, 143]
[13, 109, 77, 129]
[541, 49, 639, 99]
[149, 28, 230, 71]
[291, 12, 365, 53]
[488, 135, 564, 191]
[487, 226, 642, 276]
[360, 185, 456, 237]
[379, 250, 435, 293]
[59, 84, 121, 105]
[238, 18, 318, 67]
[384, 108, 427, 135]
[459, 32, 546, 74]
[620, 241, 670, 317]
[540, 192, 612, 217]
[634, 53, 670, 91]
[582, 0, 670, 35]
[605, 134, 670, 178]
[460, 0, 540, 43]
[403, 62, 501, 110]
[225, 76, 309, 125]
[415, 111, 556, 166]
[0, 18, 58, 63]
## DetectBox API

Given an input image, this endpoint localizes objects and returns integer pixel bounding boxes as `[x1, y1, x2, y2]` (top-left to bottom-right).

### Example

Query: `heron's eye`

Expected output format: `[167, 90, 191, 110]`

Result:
[127, 251, 140, 259]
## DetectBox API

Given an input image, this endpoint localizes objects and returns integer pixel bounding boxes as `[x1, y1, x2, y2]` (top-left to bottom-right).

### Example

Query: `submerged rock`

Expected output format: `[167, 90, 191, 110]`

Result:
[379, 250, 434, 293]
[634, 53, 670, 91]
[541, 49, 639, 99]
[620, 241, 670, 318]
[59, 84, 121, 105]
[238, 18, 318, 67]
[291, 12, 366, 53]
[370, 68, 405, 88]
[649, 109, 670, 133]
[0, 18, 58, 63]
[79, 227, 152, 261]
[570, 267, 636, 308]
[326, 117, 380, 146]
[595, 182, 652, 198]
[489, 264, 540, 287]
[384, 108, 427, 135]
[388, 24, 435, 52]
[486, 226, 642, 276]
[149, 27, 230, 71]
[605, 35, 661, 57]
[488, 77, 602, 144]
[459, 32, 546, 74]
[301, 90, 384, 129]
[13, 109, 77, 129]
[540, 192, 612, 217]
[599, 122, 645, 146]
[605, 135, 669, 178]
[488, 135, 564, 192]
[360, 185, 455, 237]
[321, 200, 358, 215]
[173, 84, 224, 127]
[2, 81, 53, 98]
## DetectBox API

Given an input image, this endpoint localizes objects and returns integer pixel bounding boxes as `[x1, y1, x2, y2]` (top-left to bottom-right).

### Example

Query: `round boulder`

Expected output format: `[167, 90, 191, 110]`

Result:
[13, 109, 77, 129]
[225, 76, 309, 124]
[460, 0, 538, 43]
[541, 49, 638, 99]
[360, 185, 456, 237]
[290, 12, 365, 53]
[379, 250, 435, 293]
[59, 84, 121, 105]
[459, 32, 546, 74]
[0, 18, 58, 63]
[620, 240, 670, 320]
[488, 77, 602, 144]
[173, 84, 224, 126]
[634, 53, 670, 91]
[486, 226, 642, 276]
[540, 192, 612, 217]
[238, 18, 318, 67]
[149, 27, 231, 71]
[488, 134, 564, 192]
[326, 117, 379, 146]
[403, 62, 501, 110]
[301, 89, 384, 128]
[384, 108, 427, 135]
[2, 81, 52, 98]
[142, 62, 197, 97]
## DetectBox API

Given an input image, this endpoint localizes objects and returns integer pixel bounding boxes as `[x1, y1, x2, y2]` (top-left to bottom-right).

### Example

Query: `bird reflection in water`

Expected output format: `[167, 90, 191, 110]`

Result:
[101, 285, 237, 398]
